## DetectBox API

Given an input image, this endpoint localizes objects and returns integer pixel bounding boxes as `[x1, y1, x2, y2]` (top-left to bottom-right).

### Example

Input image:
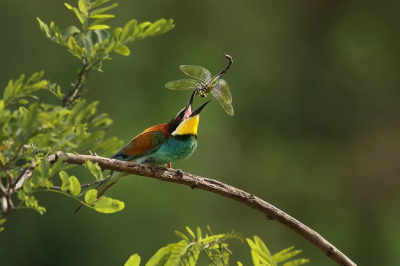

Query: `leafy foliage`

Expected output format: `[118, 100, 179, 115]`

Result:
[0, 0, 174, 228]
[123, 227, 309, 266]
[242, 236, 310, 266]
[125, 226, 243, 266]
[37, 0, 174, 73]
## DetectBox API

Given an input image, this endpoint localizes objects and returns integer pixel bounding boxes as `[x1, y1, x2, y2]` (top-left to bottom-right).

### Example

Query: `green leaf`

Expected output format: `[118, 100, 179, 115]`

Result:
[0, 218, 6, 226]
[90, 14, 115, 18]
[159, 19, 175, 33]
[25, 195, 38, 208]
[93, 29, 110, 45]
[255, 250, 275, 266]
[31, 170, 45, 189]
[237, 262, 243, 266]
[247, 238, 275, 266]
[23, 178, 31, 193]
[19, 106, 28, 117]
[91, 0, 110, 9]
[68, 36, 78, 53]
[62, 26, 80, 41]
[282, 259, 310, 266]
[273, 249, 301, 263]
[36, 18, 50, 37]
[69, 176, 81, 197]
[18, 190, 26, 200]
[254, 236, 271, 257]
[18, 99, 29, 104]
[88, 25, 110, 30]
[78, 0, 90, 12]
[84, 158, 103, 180]
[114, 45, 130, 56]
[76, 100, 98, 124]
[145, 247, 169, 266]
[120, 19, 137, 43]
[143, 19, 166, 36]
[3, 80, 13, 104]
[132, 22, 151, 39]
[90, 3, 118, 17]
[124, 254, 141, 266]
[26, 71, 45, 85]
[23, 103, 38, 132]
[199, 234, 225, 244]
[111, 27, 122, 40]
[51, 156, 69, 176]
[175, 230, 189, 242]
[272, 247, 295, 262]
[59, 171, 70, 192]
[78, 1, 86, 13]
[185, 226, 195, 240]
[30, 80, 48, 91]
[85, 189, 98, 204]
[197, 227, 202, 241]
[94, 196, 124, 213]
[72, 7, 86, 24]
[64, 3, 73, 10]
[39, 157, 51, 179]
[67, 98, 87, 123]
[251, 250, 263, 266]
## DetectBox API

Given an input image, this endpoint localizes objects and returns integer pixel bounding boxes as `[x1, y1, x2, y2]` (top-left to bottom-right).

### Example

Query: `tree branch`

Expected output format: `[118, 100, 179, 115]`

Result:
[47, 152, 357, 266]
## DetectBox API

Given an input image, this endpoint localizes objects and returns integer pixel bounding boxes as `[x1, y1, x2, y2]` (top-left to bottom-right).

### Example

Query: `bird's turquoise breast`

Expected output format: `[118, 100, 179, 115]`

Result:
[151, 135, 197, 165]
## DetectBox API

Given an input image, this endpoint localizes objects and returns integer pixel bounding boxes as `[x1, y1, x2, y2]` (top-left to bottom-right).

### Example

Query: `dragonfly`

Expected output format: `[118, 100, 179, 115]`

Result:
[165, 53, 234, 116]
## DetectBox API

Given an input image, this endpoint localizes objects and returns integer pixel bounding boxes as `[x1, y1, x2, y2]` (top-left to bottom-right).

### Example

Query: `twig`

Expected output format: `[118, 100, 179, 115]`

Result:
[50, 180, 103, 191]
[62, 63, 87, 108]
[201, 247, 218, 266]
[80, 180, 103, 188]
[47, 152, 357, 266]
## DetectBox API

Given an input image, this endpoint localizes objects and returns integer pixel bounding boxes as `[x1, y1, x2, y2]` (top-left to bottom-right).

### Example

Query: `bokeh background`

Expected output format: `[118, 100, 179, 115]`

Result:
[1, 0, 400, 265]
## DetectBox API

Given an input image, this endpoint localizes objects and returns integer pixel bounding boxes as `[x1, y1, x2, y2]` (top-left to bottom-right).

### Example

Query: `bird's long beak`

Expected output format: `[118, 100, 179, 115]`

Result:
[189, 99, 212, 117]
[183, 90, 196, 120]
[172, 99, 211, 136]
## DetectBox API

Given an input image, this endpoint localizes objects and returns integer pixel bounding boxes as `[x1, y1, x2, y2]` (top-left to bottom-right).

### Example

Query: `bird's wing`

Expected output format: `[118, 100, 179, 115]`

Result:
[111, 130, 167, 161]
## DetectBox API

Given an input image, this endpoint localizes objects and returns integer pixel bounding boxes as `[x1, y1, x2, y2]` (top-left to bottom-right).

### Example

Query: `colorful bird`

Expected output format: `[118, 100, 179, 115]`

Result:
[74, 90, 211, 213]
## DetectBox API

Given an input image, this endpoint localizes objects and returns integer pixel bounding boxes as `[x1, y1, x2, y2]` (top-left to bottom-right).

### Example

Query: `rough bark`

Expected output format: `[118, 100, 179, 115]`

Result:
[47, 152, 357, 266]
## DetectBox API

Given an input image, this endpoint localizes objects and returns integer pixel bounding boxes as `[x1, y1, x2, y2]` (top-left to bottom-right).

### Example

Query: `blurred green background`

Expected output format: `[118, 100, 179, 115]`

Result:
[1, 0, 400, 265]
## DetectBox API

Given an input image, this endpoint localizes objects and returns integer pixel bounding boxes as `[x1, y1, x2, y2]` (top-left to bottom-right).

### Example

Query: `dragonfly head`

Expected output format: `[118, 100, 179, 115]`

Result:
[196, 88, 207, 98]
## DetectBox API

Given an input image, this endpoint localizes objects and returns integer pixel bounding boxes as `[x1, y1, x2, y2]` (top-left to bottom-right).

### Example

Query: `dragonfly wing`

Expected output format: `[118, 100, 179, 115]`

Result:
[180, 65, 211, 83]
[214, 79, 232, 103]
[212, 87, 234, 116]
[165, 79, 200, 90]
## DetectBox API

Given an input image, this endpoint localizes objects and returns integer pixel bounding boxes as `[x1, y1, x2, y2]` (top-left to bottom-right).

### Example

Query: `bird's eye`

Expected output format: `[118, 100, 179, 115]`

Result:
[176, 117, 180, 121]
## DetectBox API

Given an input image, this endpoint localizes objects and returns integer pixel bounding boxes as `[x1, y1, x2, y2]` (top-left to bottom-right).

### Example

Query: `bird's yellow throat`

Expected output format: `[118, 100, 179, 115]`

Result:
[172, 115, 199, 136]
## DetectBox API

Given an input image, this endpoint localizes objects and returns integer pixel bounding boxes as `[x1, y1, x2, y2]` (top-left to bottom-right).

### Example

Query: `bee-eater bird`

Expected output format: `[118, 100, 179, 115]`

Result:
[74, 90, 211, 213]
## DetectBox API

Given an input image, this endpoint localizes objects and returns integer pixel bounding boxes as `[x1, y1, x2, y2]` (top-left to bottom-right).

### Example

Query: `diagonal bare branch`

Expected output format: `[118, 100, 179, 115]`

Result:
[47, 151, 357, 266]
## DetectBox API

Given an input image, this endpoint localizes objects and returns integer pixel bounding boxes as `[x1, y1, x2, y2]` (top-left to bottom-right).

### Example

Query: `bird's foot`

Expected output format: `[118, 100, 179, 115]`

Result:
[191, 181, 199, 190]
[144, 163, 156, 175]
[176, 169, 184, 180]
